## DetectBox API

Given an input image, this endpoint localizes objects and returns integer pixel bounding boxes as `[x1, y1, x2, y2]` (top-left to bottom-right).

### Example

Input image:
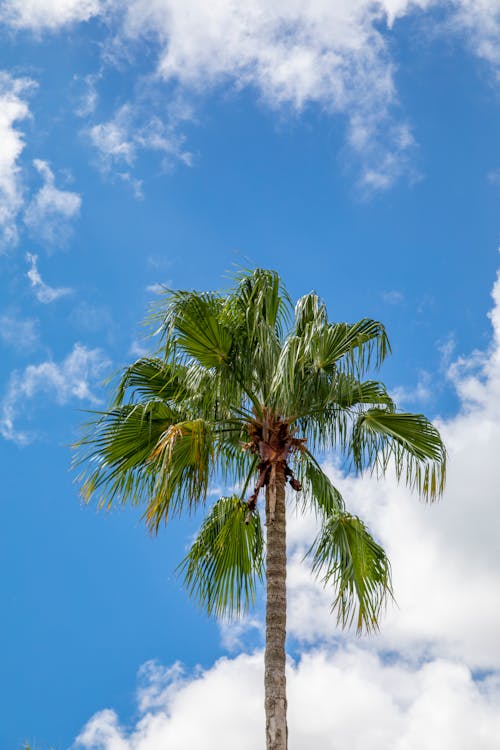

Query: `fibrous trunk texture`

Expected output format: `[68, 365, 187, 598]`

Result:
[265, 463, 288, 750]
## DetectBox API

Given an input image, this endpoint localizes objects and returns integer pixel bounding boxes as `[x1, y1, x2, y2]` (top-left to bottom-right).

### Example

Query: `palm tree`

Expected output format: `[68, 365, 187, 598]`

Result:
[75, 268, 446, 750]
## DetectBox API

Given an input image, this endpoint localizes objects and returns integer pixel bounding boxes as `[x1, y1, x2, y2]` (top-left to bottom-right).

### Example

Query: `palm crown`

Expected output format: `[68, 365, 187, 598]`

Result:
[76, 268, 446, 633]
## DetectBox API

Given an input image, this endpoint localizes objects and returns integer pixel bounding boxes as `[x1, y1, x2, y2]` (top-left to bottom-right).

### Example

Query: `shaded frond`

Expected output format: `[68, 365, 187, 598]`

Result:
[310, 512, 393, 634]
[75, 401, 177, 509]
[352, 408, 446, 501]
[114, 358, 187, 406]
[179, 496, 264, 618]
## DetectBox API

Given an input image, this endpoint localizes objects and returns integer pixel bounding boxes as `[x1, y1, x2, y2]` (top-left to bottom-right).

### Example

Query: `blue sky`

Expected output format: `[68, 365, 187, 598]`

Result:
[2, 2, 500, 748]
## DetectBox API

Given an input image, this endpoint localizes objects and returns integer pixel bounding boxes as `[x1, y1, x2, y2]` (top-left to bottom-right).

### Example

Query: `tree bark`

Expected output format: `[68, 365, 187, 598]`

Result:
[265, 461, 288, 750]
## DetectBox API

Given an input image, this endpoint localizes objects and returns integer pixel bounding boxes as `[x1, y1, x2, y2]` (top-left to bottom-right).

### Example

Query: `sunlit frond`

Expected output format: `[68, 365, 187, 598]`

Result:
[332, 375, 395, 410]
[309, 511, 393, 634]
[351, 409, 447, 501]
[303, 318, 390, 376]
[145, 418, 216, 531]
[172, 292, 233, 368]
[230, 267, 292, 339]
[298, 452, 345, 516]
[294, 291, 327, 336]
[179, 496, 264, 618]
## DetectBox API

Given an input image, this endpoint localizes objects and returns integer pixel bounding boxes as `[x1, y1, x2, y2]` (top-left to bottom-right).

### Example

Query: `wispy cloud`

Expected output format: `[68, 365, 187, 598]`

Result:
[0, 311, 39, 351]
[0, 71, 34, 248]
[382, 289, 404, 304]
[24, 159, 81, 246]
[88, 102, 192, 191]
[0, 342, 110, 443]
[26, 252, 72, 303]
[73, 72, 101, 118]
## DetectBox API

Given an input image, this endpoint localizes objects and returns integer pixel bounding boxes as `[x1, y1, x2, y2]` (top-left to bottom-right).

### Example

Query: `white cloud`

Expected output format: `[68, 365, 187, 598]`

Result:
[26, 252, 72, 303]
[3, 2, 500, 190]
[382, 289, 404, 304]
[119, 0, 415, 189]
[450, 0, 500, 70]
[0, 72, 33, 248]
[75, 649, 500, 750]
[88, 103, 192, 183]
[73, 73, 101, 118]
[0, 312, 39, 350]
[0, 342, 110, 443]
[0, 0, 100, 31]
[24, 159, 81, 246]
[390, 369, 433, 406]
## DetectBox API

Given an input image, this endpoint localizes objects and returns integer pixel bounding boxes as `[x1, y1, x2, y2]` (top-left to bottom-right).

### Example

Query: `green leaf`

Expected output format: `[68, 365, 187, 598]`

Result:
[299, 452, 345, 516]
[306, 318, 391, 375]
[115, 358, 187, 406]
[352, 409, 447, 501]
[179, 496, 264, 618]
[310, 512, 393, 634]
[174, 293, 233, 368]
[145, 418, 215, 530]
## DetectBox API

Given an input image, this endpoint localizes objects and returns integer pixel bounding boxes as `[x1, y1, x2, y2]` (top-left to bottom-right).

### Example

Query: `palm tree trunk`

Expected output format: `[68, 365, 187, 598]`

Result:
[265, 461, 288, 750]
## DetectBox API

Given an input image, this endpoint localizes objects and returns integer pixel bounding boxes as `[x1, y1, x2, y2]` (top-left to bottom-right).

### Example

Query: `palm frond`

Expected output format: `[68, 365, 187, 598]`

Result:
[351, 408, 446, 501]
[179, 496, 264, 618]
[332, 375, 395, 410]
[230, 267, 292, 338]
[145, 418, 215, 531]
[309, 511, 393, 633]
[294, 291, 327, 336]
[74, 401, 177, 509]
[304, 318, 391, 376]
[173, 292, 233, 368]
[298, 452, 345, 516]
[114, 358, 187, 406]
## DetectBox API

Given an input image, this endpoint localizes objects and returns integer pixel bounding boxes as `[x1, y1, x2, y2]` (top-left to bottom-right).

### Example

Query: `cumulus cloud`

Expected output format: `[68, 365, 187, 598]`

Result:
[118, 0, 417, 189]
[3, 2, 500, 189]
[26, 252, 73, 303]
[24, 159, 81, 246]
[0, 342, 110, 443]
[74, 268, 500, 748]
[75, 649, 500, 750]
[0, 72, 33, 248]
[0, 0, 100, 31]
